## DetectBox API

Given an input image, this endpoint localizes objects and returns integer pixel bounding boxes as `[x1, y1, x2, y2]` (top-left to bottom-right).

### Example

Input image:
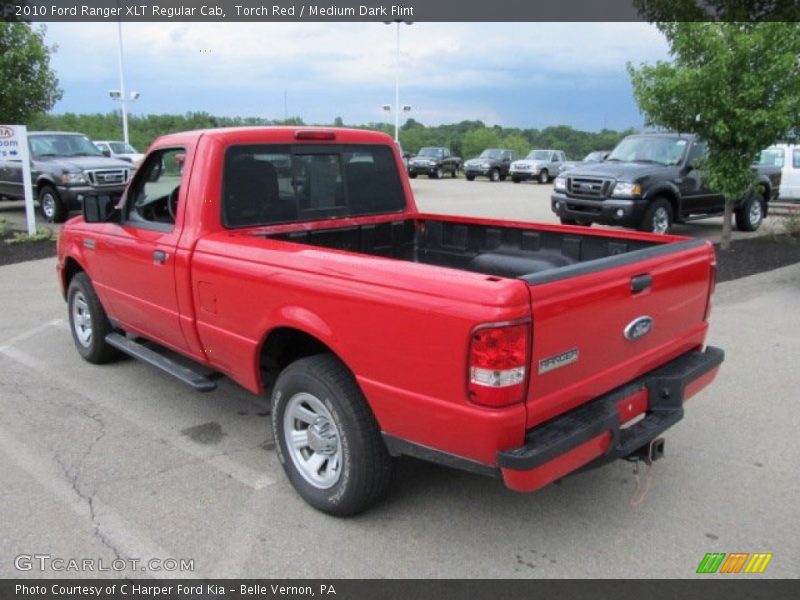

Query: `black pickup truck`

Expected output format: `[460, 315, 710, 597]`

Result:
[550, 133, 781, 233]
[0, 131, 133, 223]
[463, 148, 518, 182]
[407, 147, 462, 179]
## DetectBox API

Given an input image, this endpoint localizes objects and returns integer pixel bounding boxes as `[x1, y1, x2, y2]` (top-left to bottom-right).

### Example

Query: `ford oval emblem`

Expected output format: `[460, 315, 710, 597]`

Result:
[624, 316, 654, 341]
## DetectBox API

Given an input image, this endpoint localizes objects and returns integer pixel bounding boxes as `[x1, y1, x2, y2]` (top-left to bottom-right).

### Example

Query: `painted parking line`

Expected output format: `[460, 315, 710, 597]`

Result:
[0, 318, 64, 352]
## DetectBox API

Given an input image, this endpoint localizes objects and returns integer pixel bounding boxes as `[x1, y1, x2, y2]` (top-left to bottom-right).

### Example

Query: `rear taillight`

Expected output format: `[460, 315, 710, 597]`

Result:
[468, 323, 530, 407]
[703, 261, 717, 321]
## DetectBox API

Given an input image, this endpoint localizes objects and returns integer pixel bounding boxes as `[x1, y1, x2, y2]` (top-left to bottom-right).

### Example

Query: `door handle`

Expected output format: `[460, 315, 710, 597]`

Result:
[153, 250, 169, 264]
[631, 274, 652, 293]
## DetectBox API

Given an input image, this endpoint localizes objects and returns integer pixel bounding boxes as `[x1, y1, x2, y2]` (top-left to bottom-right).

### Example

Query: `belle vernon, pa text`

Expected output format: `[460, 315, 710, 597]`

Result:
[16, 583, 338, 597]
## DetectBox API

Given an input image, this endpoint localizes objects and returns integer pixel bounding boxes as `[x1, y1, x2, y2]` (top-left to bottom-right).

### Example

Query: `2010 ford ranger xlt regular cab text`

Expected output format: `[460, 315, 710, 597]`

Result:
[57, 127, 724, 516]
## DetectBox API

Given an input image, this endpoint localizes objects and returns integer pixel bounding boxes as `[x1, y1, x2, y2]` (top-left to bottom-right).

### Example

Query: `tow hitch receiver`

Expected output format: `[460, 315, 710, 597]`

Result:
[630, 437, 665, 465]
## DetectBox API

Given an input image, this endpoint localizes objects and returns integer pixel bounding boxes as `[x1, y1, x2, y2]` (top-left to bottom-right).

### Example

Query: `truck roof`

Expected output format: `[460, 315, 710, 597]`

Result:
[152, 126, 395, 148]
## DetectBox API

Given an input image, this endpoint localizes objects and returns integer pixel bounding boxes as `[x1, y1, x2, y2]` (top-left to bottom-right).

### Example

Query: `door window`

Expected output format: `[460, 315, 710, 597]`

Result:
[125, 148, 185, 231]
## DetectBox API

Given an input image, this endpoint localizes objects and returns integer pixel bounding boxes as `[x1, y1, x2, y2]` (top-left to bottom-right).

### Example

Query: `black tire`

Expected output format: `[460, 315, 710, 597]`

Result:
[40, 185, 68, 223]
[67, 272, 120, 364]
[408, 173, 417, 179]
[271, 354, 393, 516]
[735, 193, 765, 232]
[490, 169, 500, 182]
[451, 166, 458, 178]
[639, 198, 673, 234]
[465, 174, 475, 181]
[512, 177, 522, 184]
[538, 169, 549, 184]
[433, 167, 443, 179]
[499, 174, 508, 181]
[560, 216, 578, 225]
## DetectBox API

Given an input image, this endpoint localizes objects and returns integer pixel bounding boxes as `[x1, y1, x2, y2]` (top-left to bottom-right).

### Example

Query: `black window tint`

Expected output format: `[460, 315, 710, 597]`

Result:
[222, 144, 405, 228]
[793, 149, 800, 169]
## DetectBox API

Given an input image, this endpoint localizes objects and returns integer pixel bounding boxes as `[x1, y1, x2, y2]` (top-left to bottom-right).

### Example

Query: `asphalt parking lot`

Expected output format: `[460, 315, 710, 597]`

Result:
[0, 180, 798, 578]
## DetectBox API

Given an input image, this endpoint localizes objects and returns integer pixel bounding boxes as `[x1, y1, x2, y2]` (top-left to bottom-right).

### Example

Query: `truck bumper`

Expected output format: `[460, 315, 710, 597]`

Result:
[497, 346, 724, 492]
[551, 192, 646, 227]
[408, 166, 439, 176]
[510, 170, 538, 181]
[56, 185, 127, 210]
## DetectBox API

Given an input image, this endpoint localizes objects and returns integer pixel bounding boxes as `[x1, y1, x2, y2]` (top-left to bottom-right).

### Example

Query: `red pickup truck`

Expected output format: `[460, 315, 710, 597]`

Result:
[57, 127, 724, 516]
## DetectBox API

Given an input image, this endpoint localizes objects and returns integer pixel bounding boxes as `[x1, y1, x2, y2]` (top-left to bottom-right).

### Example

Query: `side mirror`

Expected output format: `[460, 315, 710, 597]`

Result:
[82, 194, 119, 223]
[100, 148, 111, 157]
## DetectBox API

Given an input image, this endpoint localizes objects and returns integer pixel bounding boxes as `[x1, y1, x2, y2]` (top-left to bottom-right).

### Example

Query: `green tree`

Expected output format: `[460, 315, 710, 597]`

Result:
[628, 22, 800, 248]
[0, 23, 62, 123]
[501, 133, 529, 158]
[461, 127, 502, 159]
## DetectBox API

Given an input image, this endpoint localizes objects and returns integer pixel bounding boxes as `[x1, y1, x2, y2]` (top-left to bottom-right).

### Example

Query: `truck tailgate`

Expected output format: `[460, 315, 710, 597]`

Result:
[523, 239, 714, 429]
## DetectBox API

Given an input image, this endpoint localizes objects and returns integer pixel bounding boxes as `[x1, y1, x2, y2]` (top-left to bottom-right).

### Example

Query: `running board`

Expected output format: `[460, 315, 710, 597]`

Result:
[105, 333, 218, 392]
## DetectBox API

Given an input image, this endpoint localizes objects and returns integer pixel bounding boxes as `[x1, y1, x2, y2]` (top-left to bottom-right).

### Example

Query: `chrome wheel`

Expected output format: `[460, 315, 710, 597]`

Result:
[748, 199, 763, 227]
[283, 392, 342, 489]
[41, 192, 56, 220]
[539, 169, 549, 183]
[71, 291, 93, 347]
[652, 207, 670, 234]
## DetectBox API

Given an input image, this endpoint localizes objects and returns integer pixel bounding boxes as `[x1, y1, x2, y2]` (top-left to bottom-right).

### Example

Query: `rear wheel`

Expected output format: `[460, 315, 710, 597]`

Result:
[67, 273, 119, 364]
[40, 185, 67, 223]
[538, 169, 549, 184]
[735, 194, 764, 232]
[272, 354, 393, 516]
[639, 198, 673, 234]
[465, 174, 475, 181]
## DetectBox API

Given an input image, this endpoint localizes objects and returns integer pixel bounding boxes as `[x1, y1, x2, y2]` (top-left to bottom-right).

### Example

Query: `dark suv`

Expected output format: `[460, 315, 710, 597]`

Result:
[0, 131, 133, 223]
[463, 148, 518, 182]
[550, 133, 780, 233]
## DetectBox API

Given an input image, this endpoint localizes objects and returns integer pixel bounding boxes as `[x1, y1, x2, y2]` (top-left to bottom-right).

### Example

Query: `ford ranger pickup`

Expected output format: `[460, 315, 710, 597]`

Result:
[57, 127, 724, 516]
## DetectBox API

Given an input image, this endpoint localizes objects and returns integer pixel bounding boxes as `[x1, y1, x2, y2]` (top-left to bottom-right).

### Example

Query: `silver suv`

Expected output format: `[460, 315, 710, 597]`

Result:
[510, 150, 566, 184]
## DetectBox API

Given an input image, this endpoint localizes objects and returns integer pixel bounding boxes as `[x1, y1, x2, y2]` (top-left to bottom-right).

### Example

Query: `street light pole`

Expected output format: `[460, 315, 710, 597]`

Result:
[386, 20, 412, 142]
[116, 19, 129, 145]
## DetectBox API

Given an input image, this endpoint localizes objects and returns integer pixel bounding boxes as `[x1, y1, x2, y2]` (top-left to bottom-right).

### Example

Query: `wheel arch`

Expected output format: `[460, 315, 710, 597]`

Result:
[643, 184, 680, 217]
[61, 256, 86, 300]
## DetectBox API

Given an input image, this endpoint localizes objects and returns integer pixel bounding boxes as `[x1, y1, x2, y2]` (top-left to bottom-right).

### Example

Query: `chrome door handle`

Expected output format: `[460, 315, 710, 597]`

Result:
[153, 250, 168, 264]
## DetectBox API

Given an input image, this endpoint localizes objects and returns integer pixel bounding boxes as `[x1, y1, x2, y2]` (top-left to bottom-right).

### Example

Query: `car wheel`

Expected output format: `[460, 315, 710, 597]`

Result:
[67, 273, 120, 364]
[451, 167, 458, 178]
[560, 216, 578, 225]
[538, 170, 549, 184]
[499, 174, 508, 181]
[466, 174, 475, 181]
[735, 193, 764, 232]
[40, 185, 67, 223]
[272, 354, 393, 516]
[512, 177, 521, 184]
[433, 168, 444, 179]
[490, 169, 500, 182]
[639, 198, 673, 234]
[408, 173, 417, 179]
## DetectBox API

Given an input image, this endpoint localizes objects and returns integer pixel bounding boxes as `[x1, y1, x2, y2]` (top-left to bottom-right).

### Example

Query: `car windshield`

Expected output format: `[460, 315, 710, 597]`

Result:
[755, 148, 784, 167]
[417, 148, 442, 157]
[479, 149, 503, 159]
[29, 134, 104, 158]
[108, 142, 137, 154]
[525, 150, 551, 160]
[584, 151, 607, 162]
[607, 136, 688, 166]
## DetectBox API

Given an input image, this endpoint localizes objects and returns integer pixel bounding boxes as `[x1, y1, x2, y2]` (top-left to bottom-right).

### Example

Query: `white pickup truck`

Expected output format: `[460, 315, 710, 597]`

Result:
[758, 144, 800, 201]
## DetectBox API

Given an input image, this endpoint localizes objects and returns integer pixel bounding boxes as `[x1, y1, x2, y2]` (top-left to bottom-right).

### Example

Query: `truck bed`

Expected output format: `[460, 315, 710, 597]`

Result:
[266, 216, 678, 281]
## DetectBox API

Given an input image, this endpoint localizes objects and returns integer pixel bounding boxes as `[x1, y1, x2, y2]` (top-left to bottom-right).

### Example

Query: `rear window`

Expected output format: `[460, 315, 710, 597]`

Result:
[222, 144, 405, 228]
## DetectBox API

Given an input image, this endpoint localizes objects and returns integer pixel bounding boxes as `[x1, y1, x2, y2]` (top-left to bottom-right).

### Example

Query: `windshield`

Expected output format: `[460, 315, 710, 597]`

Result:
[525, 150, 551, 161]
[584, 151, 607, 162]
[607, 136, 688, 166]
[755, 148, 784, 167]
[417, 148, 442, 158]
[479, 149, 503, 159]
[108, 142, 137, 154]
[29, 134, 104, 158]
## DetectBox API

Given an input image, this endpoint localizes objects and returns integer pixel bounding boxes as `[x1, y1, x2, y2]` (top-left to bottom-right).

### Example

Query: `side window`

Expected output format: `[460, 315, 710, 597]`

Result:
[794, 149, 800, 169]
[125, 147, 185, 230]
[687, 142, 708, 166]
[443, 149, 450, 158]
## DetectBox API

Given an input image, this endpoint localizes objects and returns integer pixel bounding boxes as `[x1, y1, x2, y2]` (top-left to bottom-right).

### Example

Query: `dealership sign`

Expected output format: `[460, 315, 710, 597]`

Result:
[0, 125, 36, 235]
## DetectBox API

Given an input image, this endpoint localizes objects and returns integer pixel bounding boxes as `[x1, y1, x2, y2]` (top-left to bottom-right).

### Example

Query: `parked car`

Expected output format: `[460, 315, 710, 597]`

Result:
[509, 150, 566, 183]
[755, 144, 800, 201]
[59, 126, 723, 515]
[462, 149, 517, 182]
[558, 150, 611, 174]
[551, 133, 781, 233]
[93, 140, 145, 166]
[407, 147, 461, 179]
[0, 131, 134, 222]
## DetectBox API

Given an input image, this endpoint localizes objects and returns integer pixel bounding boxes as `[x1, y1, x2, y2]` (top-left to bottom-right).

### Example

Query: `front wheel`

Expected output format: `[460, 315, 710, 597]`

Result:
[451, 166, 458, 178]
[538, 170, 549, 184]
[465, 174, 475, 181]
[271, 354, 393, 516]
[490, 169, 500, 182]
[735, 194, 764, 232]
[67, 273, 119, 364]
[512, 177, 521, 184]
[408, 173, 417, 179]
[433, 167, 444, 179]
[40, 185, 68, 223]
[639, 198, 673, 234]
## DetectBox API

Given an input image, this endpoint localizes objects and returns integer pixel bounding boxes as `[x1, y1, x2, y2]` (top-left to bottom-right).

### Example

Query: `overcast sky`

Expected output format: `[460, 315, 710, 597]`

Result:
[42, 22, 670, 131]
